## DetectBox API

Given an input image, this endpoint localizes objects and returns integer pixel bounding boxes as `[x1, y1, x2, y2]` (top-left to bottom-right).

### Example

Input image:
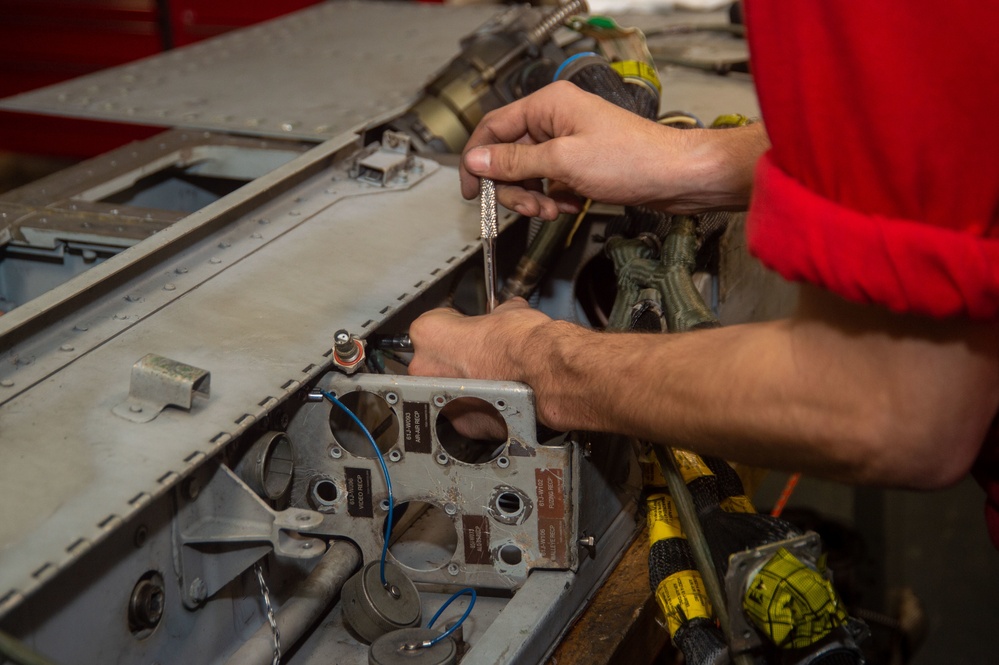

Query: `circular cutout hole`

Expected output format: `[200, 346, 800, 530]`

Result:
[328, 391, 398, 457]
[496, 492, 522, 517]
[436, 397, 507, 464]
[261, 433, 294, 499]
[309, 477, 338, 509]
[499, 544, 522, 566]
[384, 501, 457, 572]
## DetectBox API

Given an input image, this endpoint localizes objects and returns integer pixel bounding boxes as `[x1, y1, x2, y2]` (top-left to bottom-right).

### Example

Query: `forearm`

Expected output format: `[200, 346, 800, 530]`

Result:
[645, 121, 770, 214]
[519, 288, 999, 488]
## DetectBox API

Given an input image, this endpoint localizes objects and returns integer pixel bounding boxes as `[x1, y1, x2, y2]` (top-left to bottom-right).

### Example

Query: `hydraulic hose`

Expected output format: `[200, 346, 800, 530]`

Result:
[225, 540, 362, 665]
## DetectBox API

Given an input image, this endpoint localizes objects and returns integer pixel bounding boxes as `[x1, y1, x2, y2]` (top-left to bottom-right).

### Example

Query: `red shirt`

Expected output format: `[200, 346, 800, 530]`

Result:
[742, 1, 999, 545]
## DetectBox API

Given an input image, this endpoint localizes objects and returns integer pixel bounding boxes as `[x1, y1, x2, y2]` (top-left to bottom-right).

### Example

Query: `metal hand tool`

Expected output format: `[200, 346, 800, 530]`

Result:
[480, 178, 499, 312]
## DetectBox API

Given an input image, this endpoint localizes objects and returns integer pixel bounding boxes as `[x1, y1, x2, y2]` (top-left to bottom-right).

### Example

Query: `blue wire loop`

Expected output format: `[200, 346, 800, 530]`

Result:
[321, 390, 394, 589]
[425, 587, 477, 648]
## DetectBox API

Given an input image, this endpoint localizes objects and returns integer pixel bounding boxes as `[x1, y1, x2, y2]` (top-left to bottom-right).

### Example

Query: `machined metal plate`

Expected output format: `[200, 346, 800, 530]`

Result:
[0, 138, 516, 618]
[0, 1, 500, 142]
[289, 373, 577, 590]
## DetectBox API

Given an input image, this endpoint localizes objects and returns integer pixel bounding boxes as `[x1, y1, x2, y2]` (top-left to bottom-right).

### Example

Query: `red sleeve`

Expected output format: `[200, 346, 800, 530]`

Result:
[743, 1, 999, 319]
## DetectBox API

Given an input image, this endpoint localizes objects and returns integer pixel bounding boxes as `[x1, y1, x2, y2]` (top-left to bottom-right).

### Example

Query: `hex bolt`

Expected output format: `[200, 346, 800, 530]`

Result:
[188, 577, 207, 604]
[579, 535, 596, 548]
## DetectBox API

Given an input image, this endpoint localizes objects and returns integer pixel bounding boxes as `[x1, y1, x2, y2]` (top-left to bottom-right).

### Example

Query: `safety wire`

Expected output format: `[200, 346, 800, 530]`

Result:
[421, 587, 477, 649]
[320, 390, 394, 590]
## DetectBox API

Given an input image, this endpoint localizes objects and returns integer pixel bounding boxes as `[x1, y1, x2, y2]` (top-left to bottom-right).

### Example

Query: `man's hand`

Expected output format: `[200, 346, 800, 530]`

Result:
[408, 299, 565, 439]
[408, 298, 552, 382]
[458, 81, 769, 219]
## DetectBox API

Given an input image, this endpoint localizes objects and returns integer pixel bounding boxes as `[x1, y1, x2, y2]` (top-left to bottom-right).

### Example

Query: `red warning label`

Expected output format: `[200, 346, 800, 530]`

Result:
[535, 468, 565, 519]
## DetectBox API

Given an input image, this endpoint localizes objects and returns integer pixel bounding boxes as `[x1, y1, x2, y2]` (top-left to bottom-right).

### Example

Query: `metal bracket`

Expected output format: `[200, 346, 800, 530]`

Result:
[723, 532, 824, 653]
[113, 354, 211, 423]
[176, 462, 325, 608]
[354, 131, 415, 187]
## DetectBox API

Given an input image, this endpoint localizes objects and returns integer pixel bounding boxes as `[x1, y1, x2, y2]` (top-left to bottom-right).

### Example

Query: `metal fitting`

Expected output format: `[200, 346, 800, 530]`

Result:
[332, 329, 365, 374]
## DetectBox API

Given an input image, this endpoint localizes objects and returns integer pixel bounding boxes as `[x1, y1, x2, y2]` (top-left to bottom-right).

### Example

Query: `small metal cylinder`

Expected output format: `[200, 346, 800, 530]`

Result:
[342, 561, 422, 644]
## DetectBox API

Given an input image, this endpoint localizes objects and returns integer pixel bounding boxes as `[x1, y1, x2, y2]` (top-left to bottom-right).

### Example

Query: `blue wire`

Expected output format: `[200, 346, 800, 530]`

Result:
[425, 587, 477, 647]
[321, 390, 394, 589]
[553, 51, 601, 81]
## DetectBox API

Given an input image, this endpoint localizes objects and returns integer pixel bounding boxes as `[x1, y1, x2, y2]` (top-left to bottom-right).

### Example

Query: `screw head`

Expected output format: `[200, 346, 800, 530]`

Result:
[129, 577, 165, 631]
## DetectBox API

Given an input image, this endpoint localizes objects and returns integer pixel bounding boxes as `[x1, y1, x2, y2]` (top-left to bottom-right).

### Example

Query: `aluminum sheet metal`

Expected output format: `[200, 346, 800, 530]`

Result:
[0, 1, 498, 142]
[0, 143, 515, 617]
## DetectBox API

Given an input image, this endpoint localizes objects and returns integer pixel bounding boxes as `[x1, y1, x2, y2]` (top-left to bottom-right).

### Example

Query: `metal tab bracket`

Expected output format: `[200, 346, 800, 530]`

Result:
[355, 131, 417, 187]
[113, 354, 210, 423]
[176, 463, 326, 608]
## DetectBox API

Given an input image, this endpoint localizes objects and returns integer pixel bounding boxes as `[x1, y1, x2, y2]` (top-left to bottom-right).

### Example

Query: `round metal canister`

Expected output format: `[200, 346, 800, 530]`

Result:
[342, 561, 422, 643]
[369, 628, 457, 665]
